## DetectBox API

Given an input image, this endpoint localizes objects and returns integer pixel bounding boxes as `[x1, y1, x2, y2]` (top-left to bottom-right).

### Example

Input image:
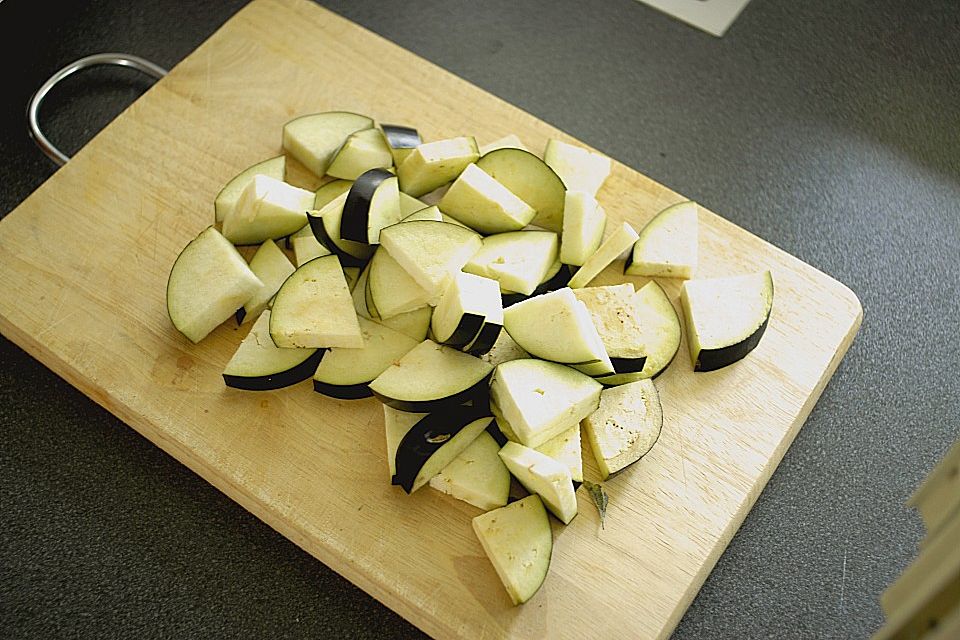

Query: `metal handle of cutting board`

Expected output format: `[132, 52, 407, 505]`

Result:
[28, 53, 168, 167]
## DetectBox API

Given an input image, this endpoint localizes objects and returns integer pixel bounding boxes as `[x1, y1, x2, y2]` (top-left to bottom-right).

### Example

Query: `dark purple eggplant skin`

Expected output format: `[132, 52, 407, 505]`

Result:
[222, 349, 324, 391]
[501, 265, 574, 307]
[596, 349, 676, 386]
[394, 409, 494, 493]
[465, 322, 501, 356]
[307, 213, 368, 268]
[610, 355, 648, 374]
[340, 168, 394, 243]
[372, 372, 493, 414]
[381, 124, 421, 150]
[234, 307, 247, 325]
[695, 314, 770, 372]
[312, 379, 374, 400]
[486, 420, 510, 447]
[438, 313, 485, 350]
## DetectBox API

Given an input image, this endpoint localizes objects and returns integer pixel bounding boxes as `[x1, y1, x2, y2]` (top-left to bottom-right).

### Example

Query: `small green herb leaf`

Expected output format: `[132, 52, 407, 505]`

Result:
[583, 481, 609, 529]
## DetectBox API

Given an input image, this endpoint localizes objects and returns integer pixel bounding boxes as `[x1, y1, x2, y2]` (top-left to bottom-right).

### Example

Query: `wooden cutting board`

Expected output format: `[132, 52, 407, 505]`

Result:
[0, 0, 862, 637]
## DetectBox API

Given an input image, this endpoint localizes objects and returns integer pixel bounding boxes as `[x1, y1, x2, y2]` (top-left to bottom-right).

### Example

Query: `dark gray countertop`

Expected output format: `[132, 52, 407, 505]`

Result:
[2, 1, 958, 637]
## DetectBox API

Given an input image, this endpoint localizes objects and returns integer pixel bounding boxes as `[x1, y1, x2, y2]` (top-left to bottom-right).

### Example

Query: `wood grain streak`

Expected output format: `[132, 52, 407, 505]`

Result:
[0, 1, 861, 638]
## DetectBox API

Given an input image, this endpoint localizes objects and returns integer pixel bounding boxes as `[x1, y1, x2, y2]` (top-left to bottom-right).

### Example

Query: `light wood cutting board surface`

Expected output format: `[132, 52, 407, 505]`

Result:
[0, 0, 862, 638]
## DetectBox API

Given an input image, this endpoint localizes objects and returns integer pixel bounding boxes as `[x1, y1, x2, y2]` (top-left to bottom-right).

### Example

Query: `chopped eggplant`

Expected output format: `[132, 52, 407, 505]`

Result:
[582, 379, 662, 479]
[397, 136, 479, 197]
[594, 281, 682, 384]
[499, 442, 577, 524]
[307, 192, 374, 267]
[381, 123, 422, 167]
[476, 147, 566, 233]
[463, 320, 502, 357]
[438, 163, 536, 234]
[543, 139, 611, 197]
[535, 424, 583, 485]
[489, 358, 602, 448]
[369, 339, 494, 412]
[431, 272, 502, 349]
[567, 221, 639, 289]
[429, 431, 511, 510]
[237, 239, 295, 325]
[500, 259, 573, 307]
[314, 179, 354, 210]
[384, 405, 426, 481]
[376, 305, 432, 342]
[479, 330, 529, 368]
[560, 190, 607, 267]
[573, 284, 647, 375]
[291, 233, 332, 267]
[401, 205, 444, 223]
[367, 247, 434, 319]
[681, 271, 774, 371]
[222, 175, 313, 246]
[625, 201, 698, 279]
[313, 316, 419, 399]
[285, 223, 314, 250]
[472, 495, 552, 605]
[478, 134, 529, 155]
[340, 168, 402, 245]
[167, 226, 262, 343]
[463, 230, 558, 296]
[502, 287, 613, 377]
[223, 311, 321, 390]
[215, 155, 285, 223]
[343, 266, 361, 291]
[282, 111, 373, 177]
[398, 191, 428, 217]
[269, 255, 363, 349]
[394, 408, 493, 493]
[378, 220, 482, 297]
[326, 128, 393, 180]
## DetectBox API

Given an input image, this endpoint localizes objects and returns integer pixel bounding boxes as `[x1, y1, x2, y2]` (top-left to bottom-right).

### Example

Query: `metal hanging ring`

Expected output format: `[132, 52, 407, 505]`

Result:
[27, 53, 168, 167]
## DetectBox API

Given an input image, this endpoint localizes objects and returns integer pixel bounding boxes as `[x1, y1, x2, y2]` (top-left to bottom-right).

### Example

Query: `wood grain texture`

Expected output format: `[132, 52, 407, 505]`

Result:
[0, 0, 862, 638]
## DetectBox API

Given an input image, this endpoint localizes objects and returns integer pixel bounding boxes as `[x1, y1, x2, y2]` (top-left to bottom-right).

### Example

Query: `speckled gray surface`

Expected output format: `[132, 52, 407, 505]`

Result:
[1, 1, 958, 638]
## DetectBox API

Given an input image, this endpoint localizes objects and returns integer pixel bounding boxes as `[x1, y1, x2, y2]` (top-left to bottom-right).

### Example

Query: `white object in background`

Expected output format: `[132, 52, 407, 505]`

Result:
[634, 0, 754, 37]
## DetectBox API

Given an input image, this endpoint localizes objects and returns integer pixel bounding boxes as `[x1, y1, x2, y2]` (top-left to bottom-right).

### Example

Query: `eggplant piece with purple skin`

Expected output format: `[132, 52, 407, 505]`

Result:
[381, 124, 421, 151]
[475, 147, 566, 234]
[281, 111, 373, 177]
[472, 495, 553, 606]
[573, 284, 648, 379]
[594, 280, 682, 385]
[465, 231, 559, 297]
[501, 262, 573, 307]
[326, 129, 393, 180]
[369, 339, 494, 413]
[431, 272, 502, 350]
[339, 168, 402, 245]
[582, 379, 663, 479]
[464, 322, 502, 357]
[307, 191, 372, 268]
[222, 311, 323, 391]
[365, 247, 434, 320]
[312, 316, 419, 400]
[463, 282, 506, 357]
[437, 313, 485, 350]
[393, 408, 494, 493]
[681, 271, 774, 372]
